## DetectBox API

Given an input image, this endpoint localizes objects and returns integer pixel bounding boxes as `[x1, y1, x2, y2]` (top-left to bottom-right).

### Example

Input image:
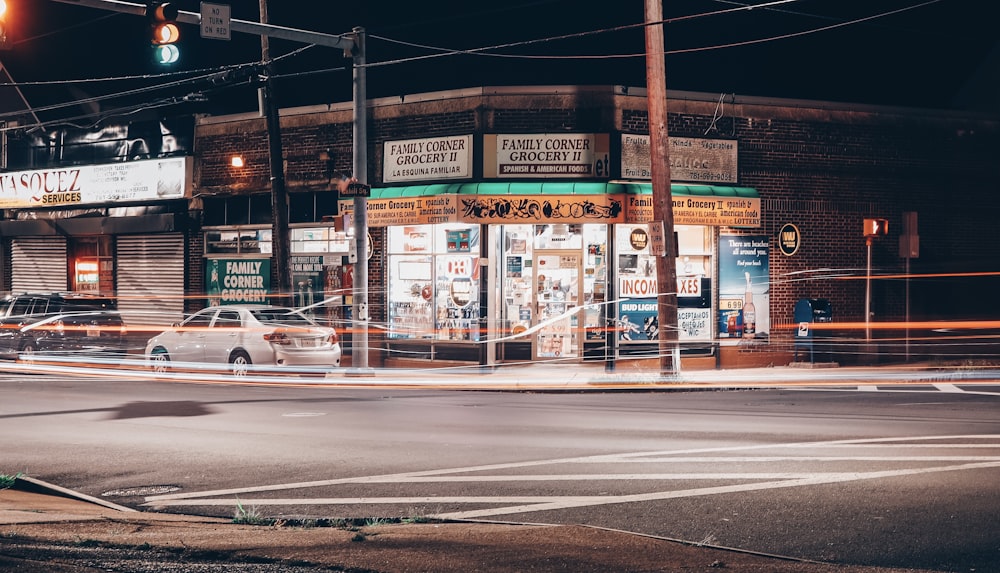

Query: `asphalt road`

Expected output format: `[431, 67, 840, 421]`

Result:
[2, 370, 999, 571]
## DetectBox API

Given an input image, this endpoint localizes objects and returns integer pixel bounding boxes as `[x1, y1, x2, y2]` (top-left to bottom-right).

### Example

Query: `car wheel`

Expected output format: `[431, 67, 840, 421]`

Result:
[230, 350, 251, 377]
[150, 347, 170, 373]
[19, 340, 36, 357]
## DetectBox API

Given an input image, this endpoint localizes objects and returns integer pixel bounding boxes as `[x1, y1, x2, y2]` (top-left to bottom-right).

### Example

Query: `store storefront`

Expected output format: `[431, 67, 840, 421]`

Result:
[363, 131, 761, 366]
[200, 191, 353, 327]
[360, 181, 760, 366]
[0, 157, 193, 326]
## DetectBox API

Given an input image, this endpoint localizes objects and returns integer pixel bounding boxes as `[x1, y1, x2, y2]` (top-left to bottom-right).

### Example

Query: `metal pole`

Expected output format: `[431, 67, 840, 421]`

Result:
[347, 26, 373, 375]
[905, 252, 910, 362]
[258, 0, 291, 305]
[865, 237, 872, 360]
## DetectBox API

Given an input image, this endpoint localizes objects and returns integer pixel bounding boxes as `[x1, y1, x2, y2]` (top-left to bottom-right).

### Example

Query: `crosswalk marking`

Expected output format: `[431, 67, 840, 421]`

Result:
[143, 435, 1000, 520]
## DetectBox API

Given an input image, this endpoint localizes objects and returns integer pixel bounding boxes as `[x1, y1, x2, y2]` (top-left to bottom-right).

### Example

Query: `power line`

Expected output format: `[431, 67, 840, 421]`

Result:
[367, 0, 941, 66]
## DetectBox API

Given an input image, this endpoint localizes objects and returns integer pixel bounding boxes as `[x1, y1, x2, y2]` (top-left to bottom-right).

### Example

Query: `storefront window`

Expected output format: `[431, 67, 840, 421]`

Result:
[614, 224, 713, 343]
[387, 223, 481, 340]
[501, 224, 534, 338]
[204, 228, 272, 254]
[70, 236, 113, 294]
[289, 225, 351, 325]
[502, 224, 607, 358]
[290, 226, 350, 254]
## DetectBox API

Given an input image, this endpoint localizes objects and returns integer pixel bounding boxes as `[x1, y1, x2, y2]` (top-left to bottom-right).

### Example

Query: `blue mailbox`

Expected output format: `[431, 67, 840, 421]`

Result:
[794, 298, 832, 363]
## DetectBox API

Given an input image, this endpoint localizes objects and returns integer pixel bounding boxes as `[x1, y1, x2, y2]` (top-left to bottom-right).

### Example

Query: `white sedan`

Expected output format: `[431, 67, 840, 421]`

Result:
[145, 305, 341, 376]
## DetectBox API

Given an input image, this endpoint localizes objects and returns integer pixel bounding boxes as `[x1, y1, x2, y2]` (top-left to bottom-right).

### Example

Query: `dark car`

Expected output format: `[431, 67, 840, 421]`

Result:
[10, 310, 130, 361]
[0, 293, 118, 360]
[0, 292, 116, 319]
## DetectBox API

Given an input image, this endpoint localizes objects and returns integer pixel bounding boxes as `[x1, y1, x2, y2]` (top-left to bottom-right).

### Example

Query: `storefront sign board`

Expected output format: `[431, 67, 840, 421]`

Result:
[484, 134, 611, 179]
[206, 258, 270, 305]
[625, 193, 760, 227]
[352, 195, 461, 227]
[621, 134, 738, 184]
[458, 194, 625, 224]
[383, 135, 472, 182]
[354, 192, 756, 227]
[0, 157, 191, 208]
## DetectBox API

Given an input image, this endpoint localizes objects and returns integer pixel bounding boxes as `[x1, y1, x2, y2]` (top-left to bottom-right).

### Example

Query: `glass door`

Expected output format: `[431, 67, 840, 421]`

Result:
[534, 250, 582, 359]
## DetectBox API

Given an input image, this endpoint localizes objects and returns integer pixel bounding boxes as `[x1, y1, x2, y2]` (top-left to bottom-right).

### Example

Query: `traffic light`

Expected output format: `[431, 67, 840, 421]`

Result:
[0, 0, 9, 50]
[147, 2, 180, 65]
[863, 218, 889, 237]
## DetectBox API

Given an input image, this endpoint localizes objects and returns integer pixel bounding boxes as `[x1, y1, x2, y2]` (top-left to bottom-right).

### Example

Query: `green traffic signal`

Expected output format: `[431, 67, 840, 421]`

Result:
[153, 43, 180, 65]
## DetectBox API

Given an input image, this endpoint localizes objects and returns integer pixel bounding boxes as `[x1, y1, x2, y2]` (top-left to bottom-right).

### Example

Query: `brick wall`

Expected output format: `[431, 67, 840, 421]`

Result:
[193, 87, 1000, 362]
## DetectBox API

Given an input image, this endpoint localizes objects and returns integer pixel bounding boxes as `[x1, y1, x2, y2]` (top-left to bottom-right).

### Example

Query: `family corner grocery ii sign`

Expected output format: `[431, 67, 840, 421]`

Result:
[485, 134, 612, 178]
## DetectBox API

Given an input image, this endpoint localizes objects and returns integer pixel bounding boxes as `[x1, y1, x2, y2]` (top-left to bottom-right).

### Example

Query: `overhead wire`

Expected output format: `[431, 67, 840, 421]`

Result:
[5, 0, 943, 129]
[366, 0, 942, 65]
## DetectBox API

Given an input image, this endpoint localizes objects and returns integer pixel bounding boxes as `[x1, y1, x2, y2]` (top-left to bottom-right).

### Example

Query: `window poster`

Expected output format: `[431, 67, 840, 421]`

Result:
[718, 234, 769, 341]
[206, 258, 271, 305]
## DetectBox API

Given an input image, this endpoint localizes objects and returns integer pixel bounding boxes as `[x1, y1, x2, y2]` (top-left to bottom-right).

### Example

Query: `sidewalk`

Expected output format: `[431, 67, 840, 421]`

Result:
[1, 477, 935, 573]
[324, 360, 991, 390]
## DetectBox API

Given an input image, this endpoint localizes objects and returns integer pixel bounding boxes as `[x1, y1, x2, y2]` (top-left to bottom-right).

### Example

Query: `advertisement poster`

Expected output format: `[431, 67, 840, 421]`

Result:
[718, 234, 769, 341]
[206, 258, 270, 305]
[291, 255, 325, 308]
[617, 298, 660, 342]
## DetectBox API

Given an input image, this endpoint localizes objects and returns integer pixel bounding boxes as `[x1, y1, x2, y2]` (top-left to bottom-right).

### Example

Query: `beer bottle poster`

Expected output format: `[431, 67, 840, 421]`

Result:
[718, 235, 769, 341]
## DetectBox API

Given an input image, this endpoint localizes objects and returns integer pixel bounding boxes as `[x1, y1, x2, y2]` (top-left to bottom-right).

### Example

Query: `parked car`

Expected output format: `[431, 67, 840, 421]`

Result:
[4, 310, 130, 361]
[144, 305, 342, 376]
[0, 293, 119, 360]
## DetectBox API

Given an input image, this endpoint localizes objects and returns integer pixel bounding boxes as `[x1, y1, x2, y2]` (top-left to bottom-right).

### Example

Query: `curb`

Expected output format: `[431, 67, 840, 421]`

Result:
[14, 475, 136, 513]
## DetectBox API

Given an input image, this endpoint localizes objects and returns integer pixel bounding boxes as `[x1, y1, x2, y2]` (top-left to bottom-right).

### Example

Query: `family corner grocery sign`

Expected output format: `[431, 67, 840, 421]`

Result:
[624, 193, 760, 227]
[0, 157, 192, 209]
[484, 133, 612, 178]
[383, 135, 473, 183]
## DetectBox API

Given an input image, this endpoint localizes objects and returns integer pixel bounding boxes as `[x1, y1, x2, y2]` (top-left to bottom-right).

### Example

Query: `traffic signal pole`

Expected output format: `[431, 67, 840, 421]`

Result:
[52, 0, 373, 372]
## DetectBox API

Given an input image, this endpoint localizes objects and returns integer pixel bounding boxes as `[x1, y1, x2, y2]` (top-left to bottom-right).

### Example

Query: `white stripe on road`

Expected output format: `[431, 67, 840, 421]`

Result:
[591, 456, 1000, 462]
[146, 434, 1000, 503]
[144, 461, 1000, 521]
[933, 383, 962, 392]
[431, 460, 1000, 520]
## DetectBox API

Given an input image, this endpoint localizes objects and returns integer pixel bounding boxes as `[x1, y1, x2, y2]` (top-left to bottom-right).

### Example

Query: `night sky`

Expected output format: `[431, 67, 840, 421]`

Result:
[3, 0, 998, 129]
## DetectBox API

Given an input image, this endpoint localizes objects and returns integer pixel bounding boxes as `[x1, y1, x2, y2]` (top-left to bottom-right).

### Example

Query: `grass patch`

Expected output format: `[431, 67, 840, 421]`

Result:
[232, 498, 275, 526]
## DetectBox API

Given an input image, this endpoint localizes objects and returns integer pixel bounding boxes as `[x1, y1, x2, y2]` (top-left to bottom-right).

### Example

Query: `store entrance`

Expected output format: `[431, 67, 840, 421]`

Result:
[533, 250, 582, 359]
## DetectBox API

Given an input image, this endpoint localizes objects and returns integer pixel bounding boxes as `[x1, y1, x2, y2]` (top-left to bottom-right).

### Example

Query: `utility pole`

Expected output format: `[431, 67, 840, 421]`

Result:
[348, 26, 372, 375]
[258, 0, 291, 305]
[645, 0, 680, 376]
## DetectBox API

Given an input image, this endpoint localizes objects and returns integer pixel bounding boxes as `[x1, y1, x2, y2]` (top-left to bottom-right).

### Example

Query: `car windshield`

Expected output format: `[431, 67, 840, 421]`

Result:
[251, 308, 316, 326]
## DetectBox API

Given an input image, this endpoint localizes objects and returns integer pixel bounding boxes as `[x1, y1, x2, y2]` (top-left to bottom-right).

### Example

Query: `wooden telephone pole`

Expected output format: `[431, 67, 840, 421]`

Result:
[645, 0, 680, 375]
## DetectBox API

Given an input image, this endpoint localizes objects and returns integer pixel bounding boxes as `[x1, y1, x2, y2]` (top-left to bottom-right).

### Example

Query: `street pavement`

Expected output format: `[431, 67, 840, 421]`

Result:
[1, 476, 939, 573]
[1, 362, 991, 572]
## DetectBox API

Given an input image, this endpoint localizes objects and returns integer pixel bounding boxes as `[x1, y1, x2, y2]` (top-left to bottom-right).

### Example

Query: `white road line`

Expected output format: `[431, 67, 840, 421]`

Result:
[858, 385, 879, 391]
[143, 461, 1000, 520]
[933, 383, 963, 392]
[590, 456, 1000, 462]
[144, 434, 1000, 503]
[431, 460, 1000, 520]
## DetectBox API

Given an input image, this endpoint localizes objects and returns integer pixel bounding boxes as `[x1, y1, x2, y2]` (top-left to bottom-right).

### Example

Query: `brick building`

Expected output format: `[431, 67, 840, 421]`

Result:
[4, 85, 998, 369]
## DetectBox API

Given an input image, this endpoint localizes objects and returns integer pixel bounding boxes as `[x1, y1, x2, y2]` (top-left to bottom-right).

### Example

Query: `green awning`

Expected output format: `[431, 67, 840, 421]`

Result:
[621, 184, 759, 198]
[370, 182, 757, 199]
